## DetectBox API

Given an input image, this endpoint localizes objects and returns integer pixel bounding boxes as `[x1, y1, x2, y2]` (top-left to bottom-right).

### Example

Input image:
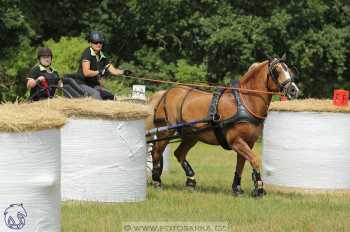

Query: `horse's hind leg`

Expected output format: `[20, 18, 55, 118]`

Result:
[174, 139, 198, 189]
[232, 138, 266, 197]
[151, 140, 168, 187]
[232, 154, 245, 196]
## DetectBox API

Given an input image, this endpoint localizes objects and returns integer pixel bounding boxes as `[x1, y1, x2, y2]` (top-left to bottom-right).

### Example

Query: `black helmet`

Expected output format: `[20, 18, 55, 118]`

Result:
[37, 47, 53, 59]
[88, 31, 104, 44]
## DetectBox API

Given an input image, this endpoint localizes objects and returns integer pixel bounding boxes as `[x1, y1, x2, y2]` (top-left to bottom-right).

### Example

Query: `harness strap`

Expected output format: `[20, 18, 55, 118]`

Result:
[208, 90, 231, 150]
[180, 88, 195, 122]
[153, 87, 175, 124]
[177, 88, 195, 136]
[211, 80, 264, 150]
[231, 80, 262, 126]
[208, 91, 221, 121]
[213, 124, 231, 150]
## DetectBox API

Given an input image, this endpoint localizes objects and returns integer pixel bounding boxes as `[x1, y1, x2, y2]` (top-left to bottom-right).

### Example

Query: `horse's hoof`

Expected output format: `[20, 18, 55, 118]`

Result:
[185, 178, 196, 189]
[152, 180, 162, 188]
[186, 186, 195, 192]
[232, 186, 244, 197]
[251, 188, 266, 198]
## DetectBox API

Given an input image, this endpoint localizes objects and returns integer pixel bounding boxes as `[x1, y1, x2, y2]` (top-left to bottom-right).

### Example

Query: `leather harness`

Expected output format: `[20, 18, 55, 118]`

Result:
[208, 80, 263, 150]
[153, 82, 264, 149]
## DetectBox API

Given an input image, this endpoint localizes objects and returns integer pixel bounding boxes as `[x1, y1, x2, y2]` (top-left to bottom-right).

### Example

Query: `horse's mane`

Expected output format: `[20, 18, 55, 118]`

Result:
[240, 60, 269, 83]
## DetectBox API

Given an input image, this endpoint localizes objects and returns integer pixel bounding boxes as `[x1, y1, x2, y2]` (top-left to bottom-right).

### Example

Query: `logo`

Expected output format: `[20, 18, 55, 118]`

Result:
[4, 203, 28, 230]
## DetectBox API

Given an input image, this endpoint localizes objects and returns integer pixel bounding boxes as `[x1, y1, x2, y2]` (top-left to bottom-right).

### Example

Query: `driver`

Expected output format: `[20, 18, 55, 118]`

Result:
[75, 31, 132, 100]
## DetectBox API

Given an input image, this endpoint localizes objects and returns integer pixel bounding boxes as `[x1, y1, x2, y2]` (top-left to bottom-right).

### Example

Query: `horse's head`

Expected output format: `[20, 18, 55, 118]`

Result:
[267, 54, 300, 99]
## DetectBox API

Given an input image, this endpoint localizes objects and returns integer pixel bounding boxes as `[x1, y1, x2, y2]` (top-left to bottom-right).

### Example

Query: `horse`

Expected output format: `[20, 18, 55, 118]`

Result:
[146, 55, 299, 197]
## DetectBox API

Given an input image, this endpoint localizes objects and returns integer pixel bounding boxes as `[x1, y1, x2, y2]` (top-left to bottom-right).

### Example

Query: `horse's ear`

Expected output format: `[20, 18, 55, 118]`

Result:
[281, 53, 287, 61]
[290, 66, 300, 81]
[266, 54, 272, 62]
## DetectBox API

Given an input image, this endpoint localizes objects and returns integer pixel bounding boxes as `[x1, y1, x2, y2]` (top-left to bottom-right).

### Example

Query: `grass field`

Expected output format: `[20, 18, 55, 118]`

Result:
[62, 142, 350, 232]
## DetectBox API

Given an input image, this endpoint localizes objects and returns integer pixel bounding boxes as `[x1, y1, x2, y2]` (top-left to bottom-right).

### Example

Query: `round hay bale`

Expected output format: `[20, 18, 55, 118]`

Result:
[0, 103, 65, 232]
[34, 98, 151, 202]
[263, 99, 350, 192]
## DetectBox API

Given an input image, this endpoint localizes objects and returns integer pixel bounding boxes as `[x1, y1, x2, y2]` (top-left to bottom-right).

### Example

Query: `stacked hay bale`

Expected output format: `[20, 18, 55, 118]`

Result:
[0, 103, 66, 232]
[34, 98, 151, 202]
[263, 99, 350, 192]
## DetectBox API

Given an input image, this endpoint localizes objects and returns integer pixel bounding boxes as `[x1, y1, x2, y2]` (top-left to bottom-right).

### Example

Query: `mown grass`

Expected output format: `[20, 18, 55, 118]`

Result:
[62, 142, 350, 232]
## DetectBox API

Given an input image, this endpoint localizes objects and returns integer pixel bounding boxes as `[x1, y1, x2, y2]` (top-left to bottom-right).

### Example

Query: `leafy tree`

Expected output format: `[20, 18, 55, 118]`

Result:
[1, 0, 350, 100]
[0, 0, 34, 101]
[44, 36, 88, 76]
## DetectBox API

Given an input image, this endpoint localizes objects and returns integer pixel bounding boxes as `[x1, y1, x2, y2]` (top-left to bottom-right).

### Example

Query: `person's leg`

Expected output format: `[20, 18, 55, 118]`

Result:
[80, 84, 102, 100]
[63, 77, 86, 97]
[62, 85, 81, 98]
[94, 86, 116, 100]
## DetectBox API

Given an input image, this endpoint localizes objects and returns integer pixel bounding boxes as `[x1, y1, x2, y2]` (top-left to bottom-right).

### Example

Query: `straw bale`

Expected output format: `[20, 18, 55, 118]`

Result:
[0, 103, 66, 132]
[269, 99, 350, 113]
[31, 98, 151, 120]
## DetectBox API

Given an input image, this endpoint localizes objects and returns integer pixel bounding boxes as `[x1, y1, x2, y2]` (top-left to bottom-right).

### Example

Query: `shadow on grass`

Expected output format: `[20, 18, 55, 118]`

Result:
[148, 180, 233, 195]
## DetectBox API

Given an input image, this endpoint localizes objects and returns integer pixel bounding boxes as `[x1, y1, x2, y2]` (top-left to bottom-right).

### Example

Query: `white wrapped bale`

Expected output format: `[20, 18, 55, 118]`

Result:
[62, 118, 147, 202]
[33, 98, 150, 202]
[263, 100, 350, 191]
[0, 104, 65, 232]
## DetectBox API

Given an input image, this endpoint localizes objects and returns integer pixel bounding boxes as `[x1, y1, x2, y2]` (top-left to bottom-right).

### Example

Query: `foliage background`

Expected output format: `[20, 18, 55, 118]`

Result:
[0, 0, 349, 101]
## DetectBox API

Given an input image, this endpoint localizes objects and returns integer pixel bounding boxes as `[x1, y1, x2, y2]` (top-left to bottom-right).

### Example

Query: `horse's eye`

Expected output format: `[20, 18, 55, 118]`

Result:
[273, 69, 279, 78]
[282, 64, 288, 72]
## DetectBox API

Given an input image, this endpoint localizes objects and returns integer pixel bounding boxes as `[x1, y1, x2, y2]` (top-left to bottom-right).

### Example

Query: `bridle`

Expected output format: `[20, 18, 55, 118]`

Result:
[267, 58, 294, 92]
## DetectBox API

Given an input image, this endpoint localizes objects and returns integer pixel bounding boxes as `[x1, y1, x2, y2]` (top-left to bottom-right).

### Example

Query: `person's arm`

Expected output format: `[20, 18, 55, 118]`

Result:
[107, 64, 124, 76]
[55, 71, 63, 87]
[26, 78, 36, 89]
[58, 79, 63, 88]
[26, 76, 45, 89]
[99, 78, 105, 88]
[82, 60, 99, 78]
[27, 65, 47, 89]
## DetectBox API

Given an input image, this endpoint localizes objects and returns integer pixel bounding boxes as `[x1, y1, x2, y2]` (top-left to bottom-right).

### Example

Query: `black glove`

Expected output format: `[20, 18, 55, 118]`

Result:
[98, 64, 110, 77]
[123, 69, 133, 76]
[98, 68, 105, 77]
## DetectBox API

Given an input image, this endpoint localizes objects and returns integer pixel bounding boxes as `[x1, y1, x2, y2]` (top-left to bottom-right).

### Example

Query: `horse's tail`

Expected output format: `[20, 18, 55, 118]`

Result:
[146, 90, 167, 131]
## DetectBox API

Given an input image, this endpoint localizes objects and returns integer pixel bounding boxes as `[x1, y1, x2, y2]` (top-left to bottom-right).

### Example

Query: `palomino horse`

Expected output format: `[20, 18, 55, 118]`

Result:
[146, 56, 299, 197]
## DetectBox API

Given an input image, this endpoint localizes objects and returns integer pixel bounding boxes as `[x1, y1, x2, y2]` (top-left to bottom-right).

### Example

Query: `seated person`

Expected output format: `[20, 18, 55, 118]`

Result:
[27, 47, 88, 100]
[74, 31, 132, 100]
[26, 47, 61, 101]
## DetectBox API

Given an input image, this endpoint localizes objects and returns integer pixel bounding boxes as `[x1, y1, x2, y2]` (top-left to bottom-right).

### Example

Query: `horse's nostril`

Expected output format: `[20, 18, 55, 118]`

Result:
[290, 85, 299, 98]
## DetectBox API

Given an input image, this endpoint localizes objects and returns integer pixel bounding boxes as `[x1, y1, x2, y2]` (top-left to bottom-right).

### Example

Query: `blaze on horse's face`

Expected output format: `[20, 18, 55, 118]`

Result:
[268, 59, 300, 99]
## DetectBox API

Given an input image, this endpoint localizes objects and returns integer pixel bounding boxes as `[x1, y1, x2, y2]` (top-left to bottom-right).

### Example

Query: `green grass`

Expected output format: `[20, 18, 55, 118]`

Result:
[62, 142, 350, 232]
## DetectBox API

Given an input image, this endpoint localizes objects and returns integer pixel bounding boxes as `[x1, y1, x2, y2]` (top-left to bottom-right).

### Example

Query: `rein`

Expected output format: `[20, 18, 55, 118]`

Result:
[123, 74, 283, 96]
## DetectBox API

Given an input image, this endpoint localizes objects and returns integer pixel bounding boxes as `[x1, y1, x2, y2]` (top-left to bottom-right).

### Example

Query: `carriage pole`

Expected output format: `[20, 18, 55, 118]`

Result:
[146, 118, 210, 137]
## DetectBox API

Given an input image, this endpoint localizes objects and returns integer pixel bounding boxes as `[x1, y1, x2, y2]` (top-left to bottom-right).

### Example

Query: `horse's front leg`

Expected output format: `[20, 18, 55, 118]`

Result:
[232, 138, 266, 198]
[174, 139, 198, 190]
[232, 154, 245, 196]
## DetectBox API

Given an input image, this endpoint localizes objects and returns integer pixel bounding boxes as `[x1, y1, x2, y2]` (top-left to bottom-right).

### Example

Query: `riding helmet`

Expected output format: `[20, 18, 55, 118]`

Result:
[37, 47, 53, 59]
[88, 31, 104, 44]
